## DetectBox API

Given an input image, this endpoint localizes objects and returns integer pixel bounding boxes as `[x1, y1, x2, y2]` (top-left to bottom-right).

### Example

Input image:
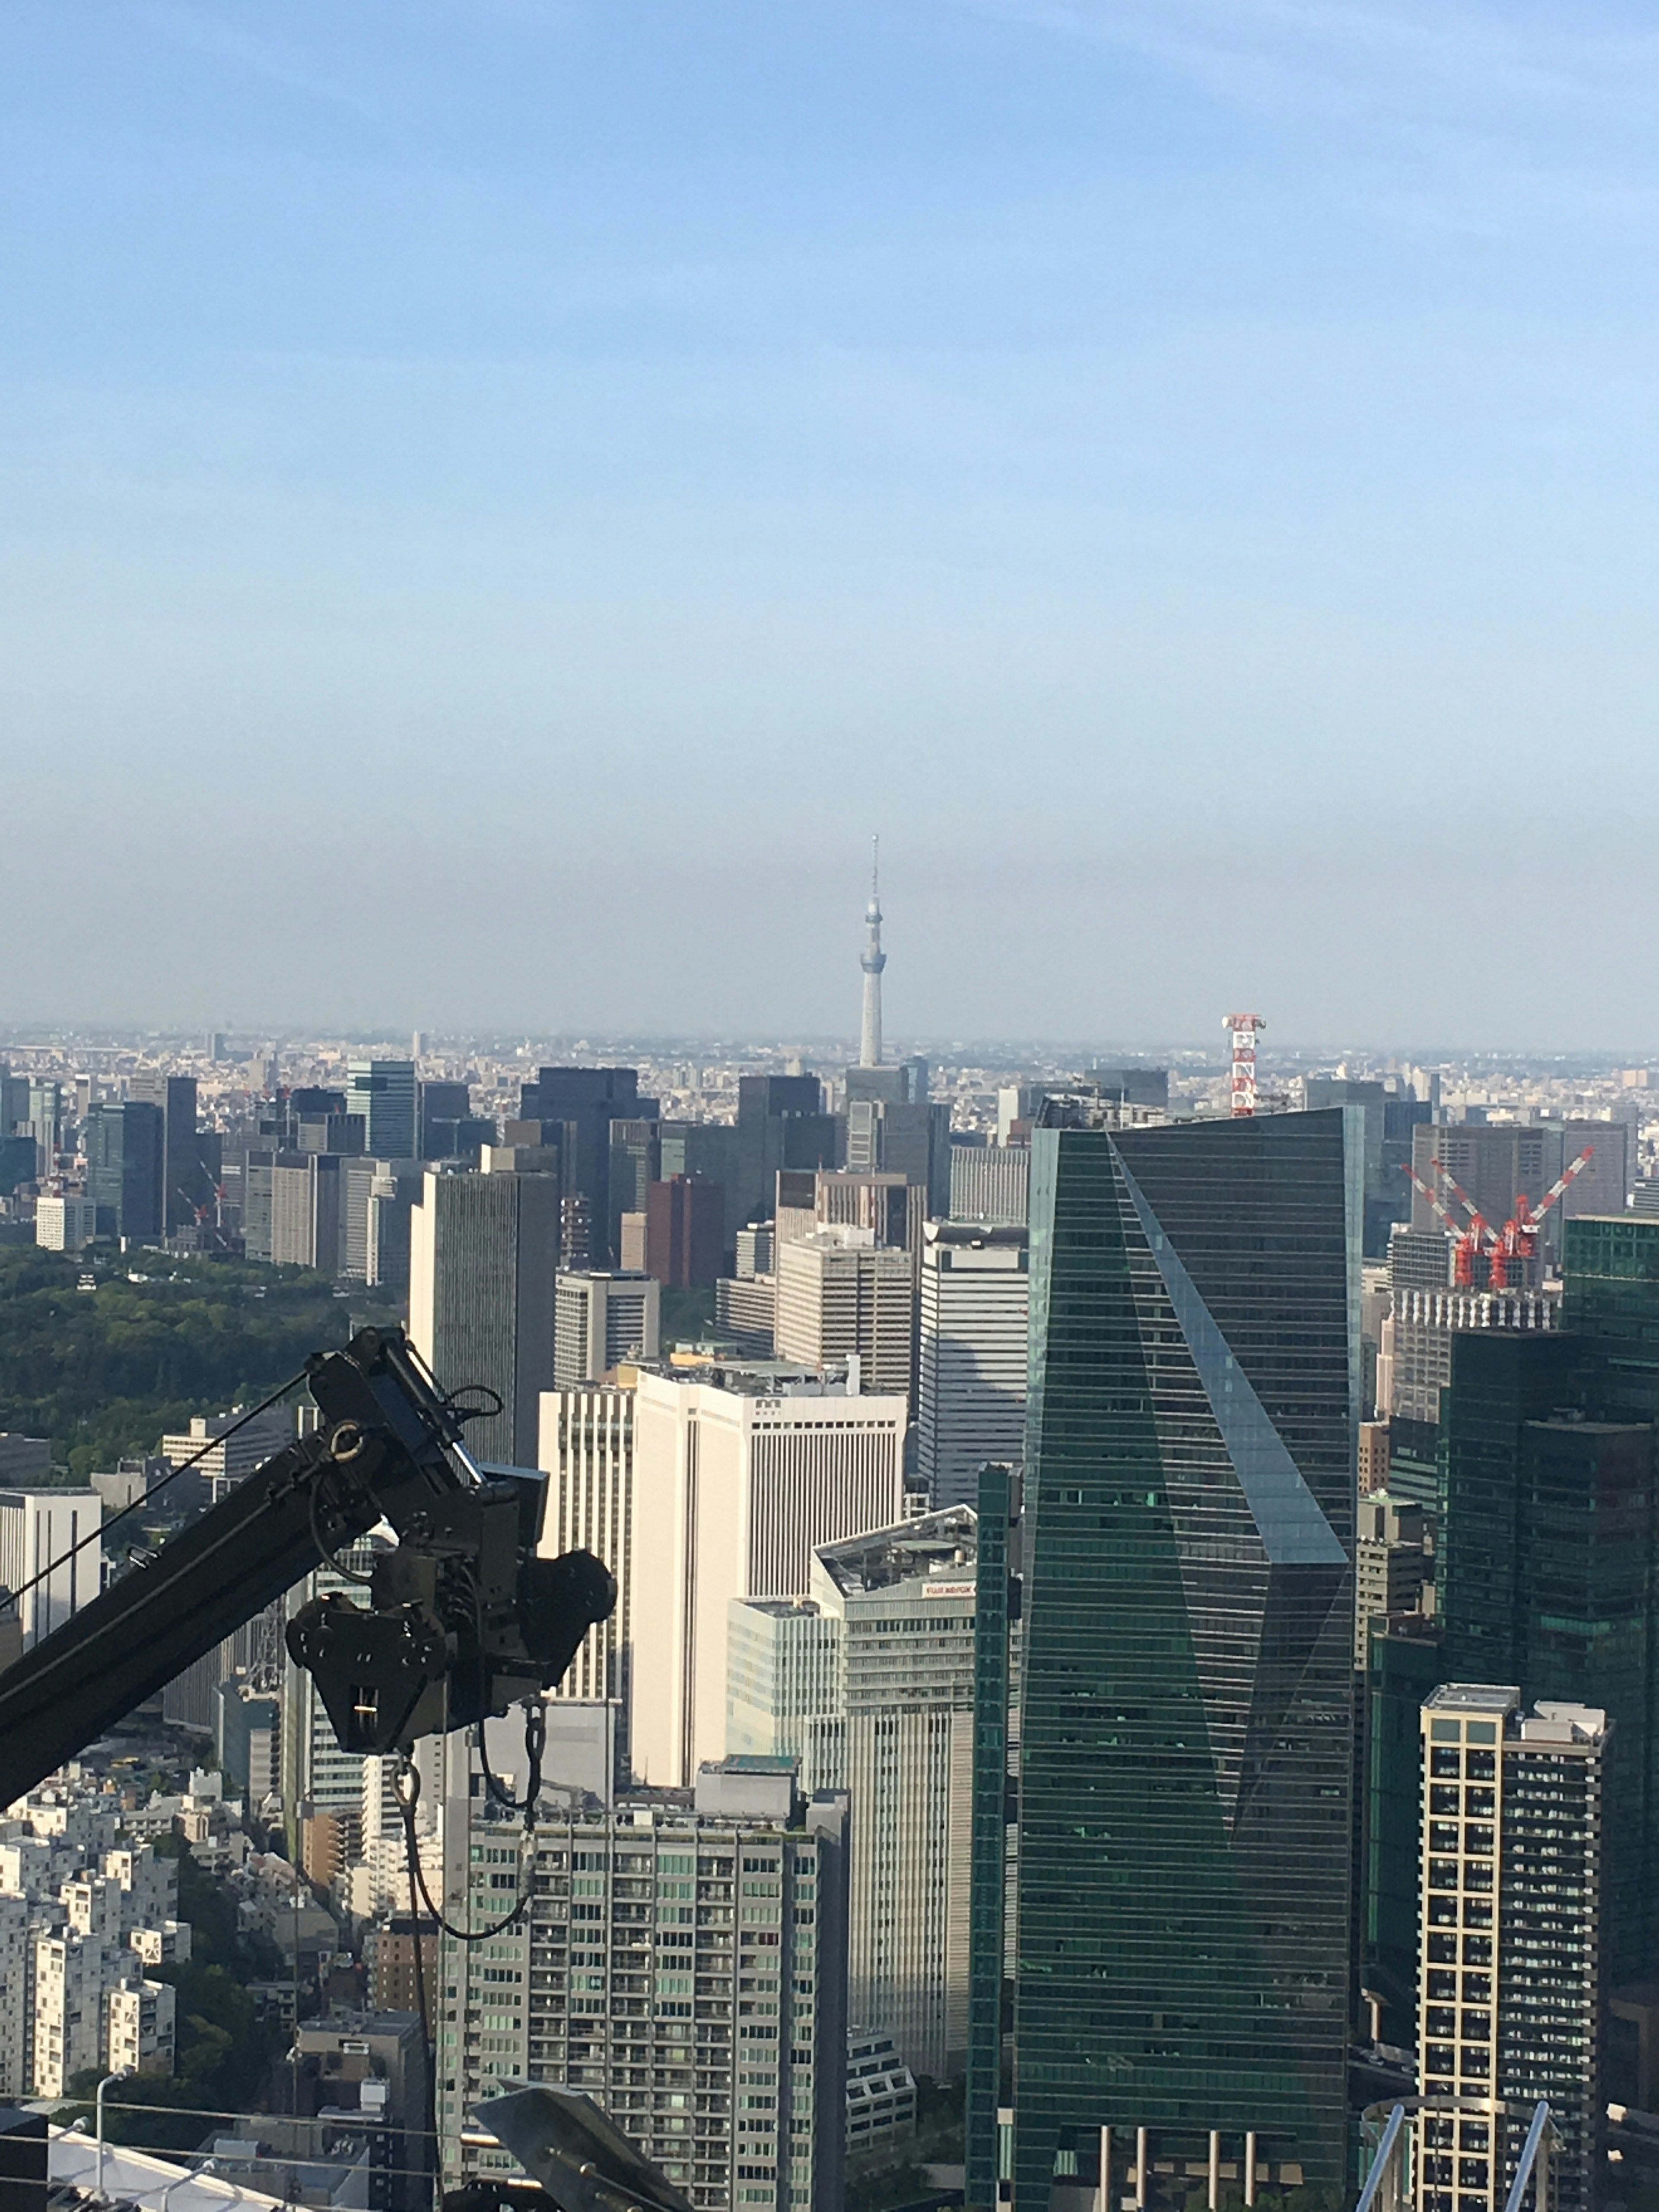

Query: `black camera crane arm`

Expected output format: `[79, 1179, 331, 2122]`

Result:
[0, 1325, 614, 1810]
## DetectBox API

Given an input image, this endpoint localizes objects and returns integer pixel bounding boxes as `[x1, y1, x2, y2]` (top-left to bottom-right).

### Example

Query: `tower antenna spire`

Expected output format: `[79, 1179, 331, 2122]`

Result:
[859, 835, 887, 1068]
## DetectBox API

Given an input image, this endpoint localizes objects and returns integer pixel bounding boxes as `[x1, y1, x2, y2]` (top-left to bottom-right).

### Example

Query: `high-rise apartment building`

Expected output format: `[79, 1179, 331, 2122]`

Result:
[537, 1386, 635, 1713]
[409, 1159, 561, 1466]
[83, 1101, 163, 1241]
[0, 1491, 102, 1647]
[129, 1074, 203, 1231]
[773, 1229, 915, 1403]
[983, 1110, 1356, 2203]
[346, 1058, 417, 1162]
[947, 1143, 1030, 1227]
[553, 1271, 661, 1389]
[435, 1762, 849, 2212]
[629, 1367, 906, 1785]
[918, 1222, 1028, 1509]
[1417, 1685, 1608, 2212]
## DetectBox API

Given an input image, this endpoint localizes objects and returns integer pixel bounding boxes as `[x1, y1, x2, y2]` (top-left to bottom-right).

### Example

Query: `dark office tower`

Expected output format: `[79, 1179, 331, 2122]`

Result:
[418, 1080, 471, 1158]
[410, 1161, 561, 1466]
[346, 1058, 417, 1162]
[517, 1067, 655, 1265]
[83, 1101, 164, 1240]
[1004, 1110, 1356, 2202]
[1306, 1077, 1429, 1259]
[130, 1074, 205, 1231]
[734, 1073, 836, 1227]
[605, 1117, 660, 1262]
[1437, 1215, 1659, 1986]
[645, 1175, 723, 1288]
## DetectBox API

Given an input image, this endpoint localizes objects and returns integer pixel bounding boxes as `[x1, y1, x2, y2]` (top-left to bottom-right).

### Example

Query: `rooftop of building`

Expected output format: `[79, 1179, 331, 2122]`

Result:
[815, 1504, 978, 1597]
[924, 1219, 1028, 1249]
[1424, 1684, 1609, 1744]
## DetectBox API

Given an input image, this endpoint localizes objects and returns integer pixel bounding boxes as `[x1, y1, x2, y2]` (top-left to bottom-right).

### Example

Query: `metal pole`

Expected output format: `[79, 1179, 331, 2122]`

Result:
[1135, 2127, 1147, 2212]
[1098, 2126, 1112, 2212]
[95, 2069, 130, 2199]
[1244, 2131, 1257, 2209]
[1502, 2102, 1553, 2212]
[1208, 2131, 1220, 2212]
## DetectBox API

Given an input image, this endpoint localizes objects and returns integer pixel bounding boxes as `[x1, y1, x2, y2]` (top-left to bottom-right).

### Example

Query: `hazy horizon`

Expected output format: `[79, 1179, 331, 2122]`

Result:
[6, 2, 1659, 1044]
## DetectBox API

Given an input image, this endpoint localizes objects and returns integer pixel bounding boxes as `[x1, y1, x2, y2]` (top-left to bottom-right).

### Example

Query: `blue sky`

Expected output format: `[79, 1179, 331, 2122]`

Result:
[5, 0, 1659, 1045]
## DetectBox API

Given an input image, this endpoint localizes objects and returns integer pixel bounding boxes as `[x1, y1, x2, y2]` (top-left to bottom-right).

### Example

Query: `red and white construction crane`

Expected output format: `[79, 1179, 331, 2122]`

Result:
[1224, 1013, 1266, 1118]
[1400, 1144, 1595, 1290]
[1488, 1146, 1595, 1288]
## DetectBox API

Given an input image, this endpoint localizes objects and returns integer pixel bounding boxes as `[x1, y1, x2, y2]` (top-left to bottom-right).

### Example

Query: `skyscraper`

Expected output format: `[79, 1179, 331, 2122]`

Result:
[537, 1384, 635, 1714]
[408, 1158, 561, 1465]
[988, 1109, 1357, 2202]
[859, 836, 886, 1068]
[813, 1507, 979, 2082]
[83, 1101, 163, 1241]
[733, 1074, 837, 1231]
[553, 1270, 661, 1388]
[773, 1228, 915, 1402]
[645, 1175, 724, 1287]
[515, 1067, 657, 1265]
[129, 1074, 204, 1232]
[1417, 1685, 1608, 2212]
[629, 1366, 906, 1785]
[918, 1221, 1029, 1508]
[345, 1058, 417, 1162]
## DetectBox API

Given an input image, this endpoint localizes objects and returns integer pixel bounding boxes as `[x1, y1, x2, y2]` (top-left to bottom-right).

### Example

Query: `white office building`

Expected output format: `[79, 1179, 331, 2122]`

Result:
[537, 1386, 635, 1713]
[629, 1367, 905, 1787]
[553, 1271, 661, 1389]
[917, 1222, 1029, 1508]
[0, 1489, 102, 1647]
[728, 1509, 980, 2083]
[947, 1144, 1030, 1227]
[35, 1194, 98, 1252]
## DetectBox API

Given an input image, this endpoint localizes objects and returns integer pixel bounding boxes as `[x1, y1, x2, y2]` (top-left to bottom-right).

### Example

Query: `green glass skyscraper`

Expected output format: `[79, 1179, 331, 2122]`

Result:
[1438, 1214, 1659, 1986]
[1000, 1110, 1358, 2205]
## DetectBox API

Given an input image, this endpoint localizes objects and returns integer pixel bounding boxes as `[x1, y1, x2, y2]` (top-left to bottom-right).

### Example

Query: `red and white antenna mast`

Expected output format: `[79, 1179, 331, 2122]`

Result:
[1224, 1012, 1266, 1117]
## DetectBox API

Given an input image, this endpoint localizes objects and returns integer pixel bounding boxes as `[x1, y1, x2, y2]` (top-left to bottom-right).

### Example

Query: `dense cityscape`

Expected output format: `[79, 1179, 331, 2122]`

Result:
[0, 870, 1656, 2212]
[5, 6, 1651, 2212]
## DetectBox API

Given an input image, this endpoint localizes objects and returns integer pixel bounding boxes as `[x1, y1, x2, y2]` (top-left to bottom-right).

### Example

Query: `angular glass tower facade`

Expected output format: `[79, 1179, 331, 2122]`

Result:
[1007, 1110, 1358, 2202]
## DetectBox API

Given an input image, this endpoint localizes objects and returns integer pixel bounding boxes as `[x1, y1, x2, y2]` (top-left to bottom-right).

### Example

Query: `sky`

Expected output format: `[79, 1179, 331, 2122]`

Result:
[5, 0, 1659, 1047]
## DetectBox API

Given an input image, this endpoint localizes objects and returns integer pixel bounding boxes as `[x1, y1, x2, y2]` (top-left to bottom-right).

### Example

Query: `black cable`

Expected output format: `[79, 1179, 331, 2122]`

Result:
[394, 1714, 540, 1945]
[402, 1795, 440, 2206]
[307, 1471, 378, 1584]
[477, 1701, 545, 1815]
[0, 1369, 310, 1617]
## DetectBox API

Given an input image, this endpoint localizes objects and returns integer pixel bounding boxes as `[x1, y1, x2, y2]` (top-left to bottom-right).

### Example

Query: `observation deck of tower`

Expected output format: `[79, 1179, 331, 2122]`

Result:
[859, 835, 886, 1068]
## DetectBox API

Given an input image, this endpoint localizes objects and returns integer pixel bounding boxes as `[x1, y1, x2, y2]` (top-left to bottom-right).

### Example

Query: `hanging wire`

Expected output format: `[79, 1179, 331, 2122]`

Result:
[394, 1704, 542, 1946]
[0, 1368, 311, 1618]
